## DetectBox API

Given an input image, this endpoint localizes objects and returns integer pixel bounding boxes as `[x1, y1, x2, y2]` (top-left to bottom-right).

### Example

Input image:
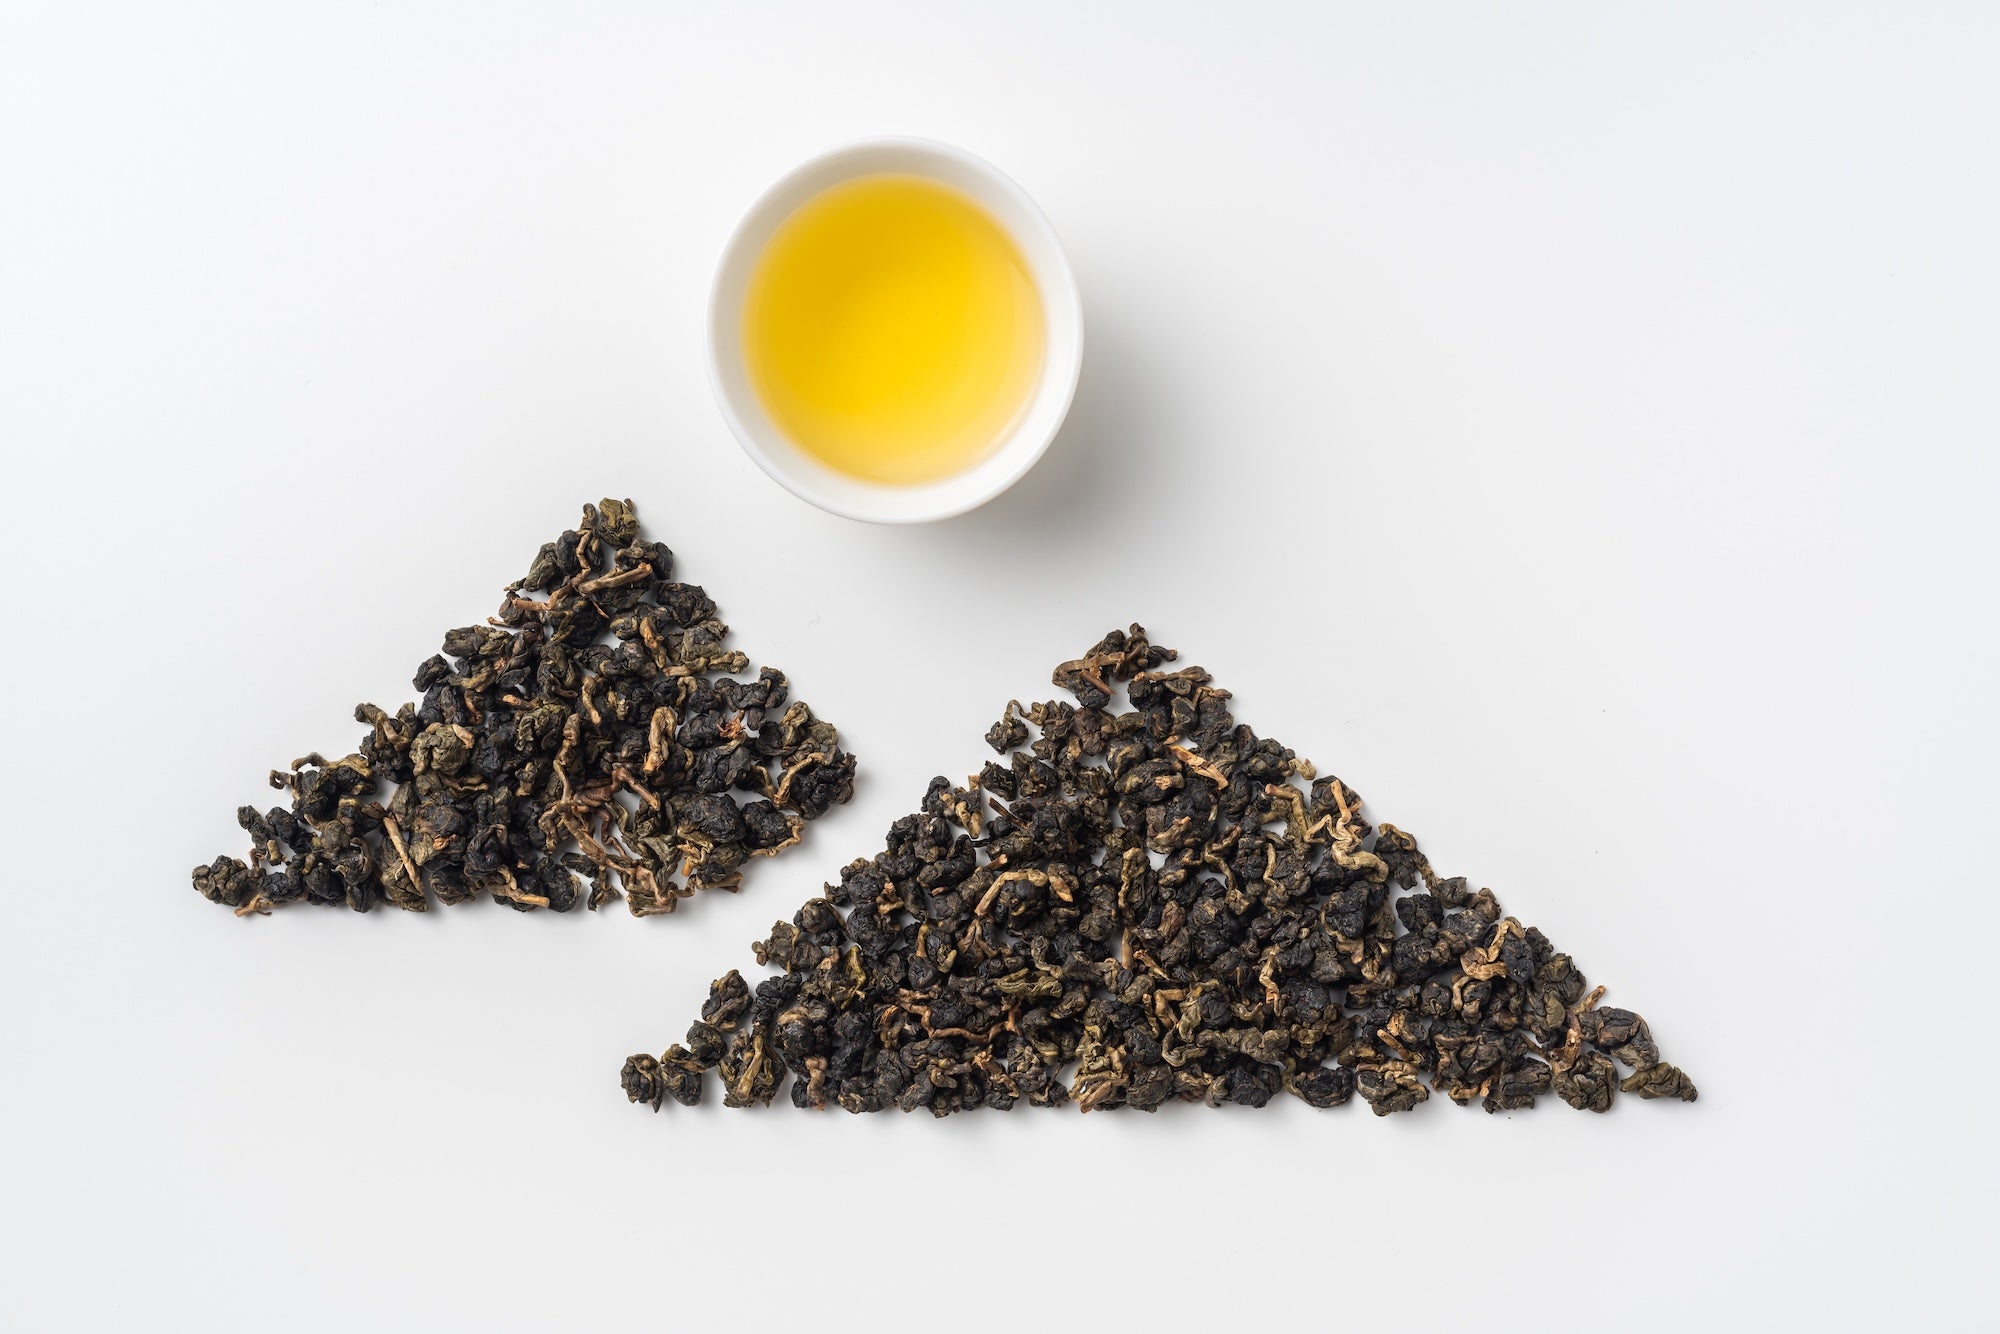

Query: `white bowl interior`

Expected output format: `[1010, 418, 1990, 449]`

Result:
[707, 139, 1082, 524]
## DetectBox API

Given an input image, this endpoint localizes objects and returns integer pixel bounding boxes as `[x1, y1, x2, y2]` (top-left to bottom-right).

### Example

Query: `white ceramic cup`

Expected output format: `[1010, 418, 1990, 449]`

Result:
[706, 138, 1082, 524]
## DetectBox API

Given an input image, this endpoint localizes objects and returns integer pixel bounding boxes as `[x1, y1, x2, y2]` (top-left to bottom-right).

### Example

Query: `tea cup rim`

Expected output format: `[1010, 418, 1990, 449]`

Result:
[705, 136, 1083, 525]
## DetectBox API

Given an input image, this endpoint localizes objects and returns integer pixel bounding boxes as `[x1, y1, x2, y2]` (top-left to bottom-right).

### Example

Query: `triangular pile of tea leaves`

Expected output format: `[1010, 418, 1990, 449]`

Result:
[193, 499, 855, 917]
[622, 625, 1693, 1115]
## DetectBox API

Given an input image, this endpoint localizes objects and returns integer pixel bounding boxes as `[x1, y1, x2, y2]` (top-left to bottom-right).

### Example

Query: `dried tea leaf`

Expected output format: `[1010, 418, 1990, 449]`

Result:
[625, 626, 1694, 1117]
[196, 499, 854, 919]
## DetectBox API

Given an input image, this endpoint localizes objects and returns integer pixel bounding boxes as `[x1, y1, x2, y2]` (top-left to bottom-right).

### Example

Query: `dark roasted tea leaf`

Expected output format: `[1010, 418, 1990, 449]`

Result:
[624, 624, 1694, 1116]
[194, 499, 855, 918]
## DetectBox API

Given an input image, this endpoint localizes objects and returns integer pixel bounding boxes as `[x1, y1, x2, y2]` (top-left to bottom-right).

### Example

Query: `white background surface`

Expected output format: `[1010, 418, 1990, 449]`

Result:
[3, 4, 1995, 1329]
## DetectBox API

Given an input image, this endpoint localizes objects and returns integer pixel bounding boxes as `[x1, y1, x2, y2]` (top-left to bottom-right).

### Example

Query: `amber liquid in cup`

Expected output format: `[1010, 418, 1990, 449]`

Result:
[742, 173, 1046, 487]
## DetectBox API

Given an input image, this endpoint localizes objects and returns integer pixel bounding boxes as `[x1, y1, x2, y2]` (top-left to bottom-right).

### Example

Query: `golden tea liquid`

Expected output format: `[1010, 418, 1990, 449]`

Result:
[742, 174, 1045, 486]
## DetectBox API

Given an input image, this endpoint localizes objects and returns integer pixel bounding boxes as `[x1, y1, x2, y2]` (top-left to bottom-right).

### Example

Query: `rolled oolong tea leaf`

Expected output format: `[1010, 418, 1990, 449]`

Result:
[624, 624, 1695, 1116]
[194, 498, 855, 917]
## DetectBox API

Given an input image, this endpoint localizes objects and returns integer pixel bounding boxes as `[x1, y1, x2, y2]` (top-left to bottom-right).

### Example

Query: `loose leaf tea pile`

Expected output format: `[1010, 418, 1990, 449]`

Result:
[193, 499, 855, 917]
[624, 625, 1694, 1115]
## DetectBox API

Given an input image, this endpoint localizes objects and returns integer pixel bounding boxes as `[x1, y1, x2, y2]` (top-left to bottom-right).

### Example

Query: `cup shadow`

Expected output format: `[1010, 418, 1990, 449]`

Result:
[922, 296, 1156, 544]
